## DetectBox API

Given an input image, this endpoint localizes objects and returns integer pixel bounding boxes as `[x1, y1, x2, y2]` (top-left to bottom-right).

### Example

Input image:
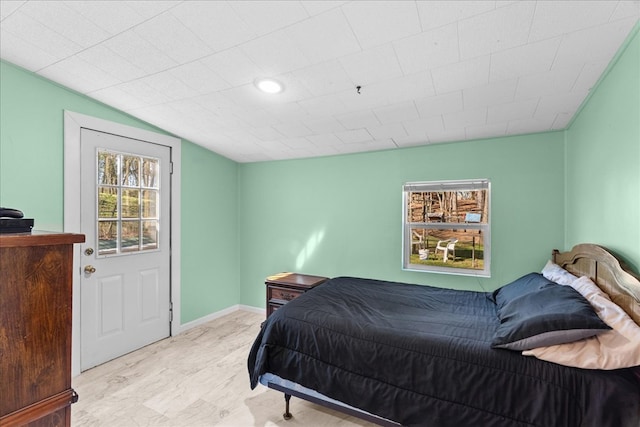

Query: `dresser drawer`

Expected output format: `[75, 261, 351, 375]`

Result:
[268, 285, 304, 303]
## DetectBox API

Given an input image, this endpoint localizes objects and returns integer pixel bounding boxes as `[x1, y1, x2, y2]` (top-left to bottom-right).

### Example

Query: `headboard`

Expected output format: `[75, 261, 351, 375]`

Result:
[553, 243, 640, 325]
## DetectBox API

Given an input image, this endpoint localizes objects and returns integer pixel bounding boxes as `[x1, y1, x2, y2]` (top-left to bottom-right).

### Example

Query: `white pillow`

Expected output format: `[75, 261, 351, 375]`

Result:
[541, 260, 578, 286]
[523, 275, 640, 369]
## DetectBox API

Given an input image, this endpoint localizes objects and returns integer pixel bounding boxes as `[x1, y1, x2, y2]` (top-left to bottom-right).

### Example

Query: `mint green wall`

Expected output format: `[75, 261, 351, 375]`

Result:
[0, 60, 239, 323]
[565, 24, 640, 272]
[239, 132, 565, 308]
[181, 142, 239, 321]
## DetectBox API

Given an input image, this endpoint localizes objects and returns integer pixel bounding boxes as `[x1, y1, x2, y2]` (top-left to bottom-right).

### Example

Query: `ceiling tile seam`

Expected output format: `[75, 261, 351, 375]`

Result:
[300, 1, 344, 18]
[447, 9, 544, 66]
[551, 113, 567, 131]
[418, 1, 501, 34]
[412, 0, 424, 33]
[606, 1, 623, 23]
[336, 3, 418, 53]
[460, 70, 467, 113]
[26, 3, 182, 74]
[484, 103, 489, 129]
[76, 46, 146, 93]
[226, 0, 332, 40]
[166, 6, 263, 58]
[0, 25, 55, 65]
[338, 3, 364, 52]
[389, 34, 409, 86]
[565, 65, 586, 100]
[525, 0, 538, 44]
[83, 55, 214, 99]
[0, 13, 83, 73]
[455, 18, 462, 74]
[569, 62, 593, 93]
[13, 3, 96, 46]
[0, 0, 26, 21]
[544, 35, 564, 74]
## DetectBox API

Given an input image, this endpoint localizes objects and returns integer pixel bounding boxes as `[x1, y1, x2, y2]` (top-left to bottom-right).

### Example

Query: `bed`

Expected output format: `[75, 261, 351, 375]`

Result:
[247, 244, 640, 426]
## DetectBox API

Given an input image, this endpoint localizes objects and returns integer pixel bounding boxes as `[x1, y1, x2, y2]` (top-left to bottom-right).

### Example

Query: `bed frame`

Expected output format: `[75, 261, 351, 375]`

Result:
[267, 380, 400, 426]
[553, 243, 640, 325]
[268, 243, 640, 425]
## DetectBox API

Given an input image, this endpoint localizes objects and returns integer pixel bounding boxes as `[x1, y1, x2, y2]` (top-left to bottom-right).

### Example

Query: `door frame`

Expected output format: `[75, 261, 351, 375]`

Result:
[64, 110, 181, 377]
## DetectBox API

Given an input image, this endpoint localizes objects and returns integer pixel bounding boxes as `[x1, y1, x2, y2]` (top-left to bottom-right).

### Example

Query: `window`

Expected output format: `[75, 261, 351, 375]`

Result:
[97, 149, 160, 255]
[402, 179, 490, 276]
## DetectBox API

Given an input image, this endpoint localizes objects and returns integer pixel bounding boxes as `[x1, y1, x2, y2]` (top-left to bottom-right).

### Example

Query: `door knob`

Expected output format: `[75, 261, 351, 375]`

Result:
[84, 265, 96, 274]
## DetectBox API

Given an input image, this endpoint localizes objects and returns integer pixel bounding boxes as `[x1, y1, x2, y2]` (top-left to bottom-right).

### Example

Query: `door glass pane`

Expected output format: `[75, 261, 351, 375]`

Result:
[142, 190, 158, 218]
[142, 220, 158, 250]
[97, 149, 161, 256]
[142, 157, 159, 188]
[122, 189, 140, 218]
[98, 151, 119, 185]
[98, 187, 118, 218]
[121, 221, 140, 252]
[98, 221, 118, 255]
[121, 155, 139, 187]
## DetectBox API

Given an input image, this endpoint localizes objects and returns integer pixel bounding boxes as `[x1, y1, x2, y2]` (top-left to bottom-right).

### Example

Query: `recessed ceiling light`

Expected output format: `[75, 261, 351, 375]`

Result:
[255, 78, 283, 94]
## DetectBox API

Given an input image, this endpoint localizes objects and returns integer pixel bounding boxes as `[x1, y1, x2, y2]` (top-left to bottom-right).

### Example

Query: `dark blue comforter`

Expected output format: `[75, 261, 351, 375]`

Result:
[248, 276, 640, 427]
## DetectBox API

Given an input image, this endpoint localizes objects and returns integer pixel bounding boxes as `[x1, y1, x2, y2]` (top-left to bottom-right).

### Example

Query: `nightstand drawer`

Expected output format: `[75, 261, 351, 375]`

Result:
[265, 272, 328, 319]
[269, 286, 304, 303]
[267, 303, 281, 318]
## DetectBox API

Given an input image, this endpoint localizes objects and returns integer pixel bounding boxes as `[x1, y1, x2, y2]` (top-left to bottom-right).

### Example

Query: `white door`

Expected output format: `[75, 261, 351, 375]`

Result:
[80, 128, 171, 371]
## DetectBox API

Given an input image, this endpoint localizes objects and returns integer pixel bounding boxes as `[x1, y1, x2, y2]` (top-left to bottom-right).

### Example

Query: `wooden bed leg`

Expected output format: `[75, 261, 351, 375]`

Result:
[283, 393, 293, 420]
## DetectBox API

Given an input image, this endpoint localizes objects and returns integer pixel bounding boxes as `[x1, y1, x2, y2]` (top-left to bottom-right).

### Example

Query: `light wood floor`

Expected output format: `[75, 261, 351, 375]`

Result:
[72, 310, 375, 426]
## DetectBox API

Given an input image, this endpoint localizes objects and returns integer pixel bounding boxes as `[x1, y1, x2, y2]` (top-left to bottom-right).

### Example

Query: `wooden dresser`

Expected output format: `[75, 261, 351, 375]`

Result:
[0, 232, 85, 427]
[265, 272, 328, 318]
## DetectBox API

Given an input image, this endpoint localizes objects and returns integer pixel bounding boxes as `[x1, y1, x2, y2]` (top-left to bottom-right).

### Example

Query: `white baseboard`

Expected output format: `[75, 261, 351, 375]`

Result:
[239, 304, 266, 315]
[175, 304, 266, 334]
[175, 305, 240, 333]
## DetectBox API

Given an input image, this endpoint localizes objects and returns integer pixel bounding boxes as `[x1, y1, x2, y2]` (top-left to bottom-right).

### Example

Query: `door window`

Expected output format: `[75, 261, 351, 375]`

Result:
[97, 149, 160, 255]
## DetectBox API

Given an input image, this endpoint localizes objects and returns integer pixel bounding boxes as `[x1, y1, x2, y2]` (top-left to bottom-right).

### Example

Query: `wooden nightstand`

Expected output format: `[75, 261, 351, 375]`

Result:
[265, 272, 328, 318]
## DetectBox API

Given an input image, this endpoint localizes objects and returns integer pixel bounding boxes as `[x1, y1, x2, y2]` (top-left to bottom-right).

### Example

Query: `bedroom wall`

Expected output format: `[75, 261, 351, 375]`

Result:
[180, 142, 240, 321]
[238, 132, 566, 308]
[565, 24, 640, 272]
[0, 60, 239, 324]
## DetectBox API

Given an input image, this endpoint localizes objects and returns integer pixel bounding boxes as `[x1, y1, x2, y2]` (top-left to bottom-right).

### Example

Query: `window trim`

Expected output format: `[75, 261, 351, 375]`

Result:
[402, 179, 491, 277]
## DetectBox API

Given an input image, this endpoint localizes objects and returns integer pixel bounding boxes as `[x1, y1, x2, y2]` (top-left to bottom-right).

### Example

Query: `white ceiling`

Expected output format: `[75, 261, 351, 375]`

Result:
[1, 1, 638, 163]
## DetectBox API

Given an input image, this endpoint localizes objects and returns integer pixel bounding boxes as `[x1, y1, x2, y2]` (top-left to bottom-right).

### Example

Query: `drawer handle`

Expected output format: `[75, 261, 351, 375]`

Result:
[281, 292, 295, 301]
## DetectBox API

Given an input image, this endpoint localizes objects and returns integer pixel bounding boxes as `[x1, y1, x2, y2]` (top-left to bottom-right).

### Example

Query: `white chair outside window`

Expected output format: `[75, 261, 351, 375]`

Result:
[435, 238, 458, 262]
[412, 231, 429, 260]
